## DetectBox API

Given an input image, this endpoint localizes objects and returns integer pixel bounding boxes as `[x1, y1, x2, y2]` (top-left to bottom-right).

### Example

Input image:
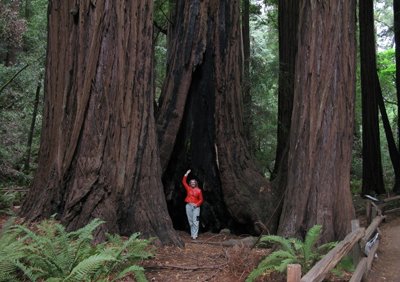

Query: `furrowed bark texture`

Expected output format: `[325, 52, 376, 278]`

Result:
[278, 0, 356, 242]
[157, 0, 281, 234]
[21, 0, 182, 246]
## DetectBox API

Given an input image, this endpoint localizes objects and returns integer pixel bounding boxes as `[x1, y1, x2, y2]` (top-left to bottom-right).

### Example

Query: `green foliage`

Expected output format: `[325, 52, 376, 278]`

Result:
[0, 1, 27, 56]
[249, 2, 279, 176]
[331, 255, 355, 278]
[0, 0, 47, 181]
[0, 218, 153, 281]
[246, 225, 337, 282]
[0, 188, 20, 215]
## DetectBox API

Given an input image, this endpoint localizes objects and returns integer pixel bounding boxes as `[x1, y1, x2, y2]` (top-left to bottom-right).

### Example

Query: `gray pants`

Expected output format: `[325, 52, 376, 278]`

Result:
[186, 203, 200, 239]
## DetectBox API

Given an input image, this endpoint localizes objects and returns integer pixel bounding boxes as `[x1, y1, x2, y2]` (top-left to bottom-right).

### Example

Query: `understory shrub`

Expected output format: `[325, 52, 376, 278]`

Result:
[246, 225, 337, 281]
[0, 218, 153, 281]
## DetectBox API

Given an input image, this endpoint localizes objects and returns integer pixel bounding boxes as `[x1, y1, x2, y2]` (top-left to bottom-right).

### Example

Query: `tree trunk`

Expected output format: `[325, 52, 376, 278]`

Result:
[24, 71, 43, 171]
[156, 0, 281, 235]
[21, 0, 182, 246]
[377, 88, 400, 192]
[242, 0, 253, 152]
[271, 0, 300, 181]
[359, 0, 386, 195]
[394, 0, 400, 151]
[278, 0, 356, 242]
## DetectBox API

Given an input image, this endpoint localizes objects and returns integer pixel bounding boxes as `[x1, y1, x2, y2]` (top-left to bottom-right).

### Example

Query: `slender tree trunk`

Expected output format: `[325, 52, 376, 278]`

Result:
[24, 71, 43, 171]
[21, 0, 182, 246]
[25, 0, 32, 19]
[271, 0, 299, 180]
[278, 0, 356, 242]
[157, 0, 281, 234]
[394, 0, 400, 150]
[377, 88, 400, 192]
[359, 0, 386, 195]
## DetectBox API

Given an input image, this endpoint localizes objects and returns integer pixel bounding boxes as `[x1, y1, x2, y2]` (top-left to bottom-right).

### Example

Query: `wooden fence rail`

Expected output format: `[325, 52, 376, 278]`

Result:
[287, 214, 385, 282]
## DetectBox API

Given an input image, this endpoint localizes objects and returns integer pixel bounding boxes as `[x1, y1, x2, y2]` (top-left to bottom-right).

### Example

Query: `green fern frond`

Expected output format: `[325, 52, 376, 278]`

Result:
[303, 225, 322, 262]
[258, 235, 295, 255]
[68, 218, 105, 241]
[318, 241, 337, 253]
[66, 253, 116, 281]
[274, 257, 298, 272]
[14, 259, 38, 282]
[113, 265, 146, 282]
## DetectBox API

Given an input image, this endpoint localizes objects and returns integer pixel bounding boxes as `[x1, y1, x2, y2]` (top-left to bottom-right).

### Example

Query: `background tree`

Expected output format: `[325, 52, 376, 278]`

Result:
[156, 0, 281, 234]
[360, 0, 386, 195]
[271, 0, 299, 181]
[393, 0, 400, 193]
[278, 0, 356, 242]
[20, 0, 181, 246]
[0, 0, 47, 185]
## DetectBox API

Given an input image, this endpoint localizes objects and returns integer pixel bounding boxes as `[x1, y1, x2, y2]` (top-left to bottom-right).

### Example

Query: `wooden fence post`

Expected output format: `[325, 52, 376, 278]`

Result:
[287, 264, 301, 282]
[351, 219, 361, 266]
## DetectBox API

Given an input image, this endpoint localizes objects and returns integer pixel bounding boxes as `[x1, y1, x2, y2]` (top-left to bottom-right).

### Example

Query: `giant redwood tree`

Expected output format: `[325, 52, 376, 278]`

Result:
[21, 0, 181, 245]
[156, 0, 281, 234]
[278, 0, 356, 242]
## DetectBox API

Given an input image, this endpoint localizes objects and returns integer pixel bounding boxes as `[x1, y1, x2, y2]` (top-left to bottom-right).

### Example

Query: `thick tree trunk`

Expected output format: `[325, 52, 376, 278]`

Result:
[157, 0, 281, 235]
[278, 0, 356, 242]
[271, 0, 299, 181]
[359, 0, 386, 195]
[21, 0, 182, 246]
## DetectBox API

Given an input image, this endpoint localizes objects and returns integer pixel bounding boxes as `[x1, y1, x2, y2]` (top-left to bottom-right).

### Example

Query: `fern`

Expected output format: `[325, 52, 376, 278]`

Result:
[258, 235, 296, 256]
[0, 218, 152, 281]
[66, 253, 116, 281]
[247, 225, 338, 282]
[114, 265, 146, 282]
[303, 225, 322, 262]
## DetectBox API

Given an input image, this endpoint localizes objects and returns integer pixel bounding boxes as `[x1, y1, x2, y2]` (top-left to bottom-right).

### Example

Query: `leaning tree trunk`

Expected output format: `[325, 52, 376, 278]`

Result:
[21, 0, 182, 246]
[24, 71, 43, 172]
[278, 0, 356, 242]
[377, 89, 400, 192]
[156, 0, 281, 234]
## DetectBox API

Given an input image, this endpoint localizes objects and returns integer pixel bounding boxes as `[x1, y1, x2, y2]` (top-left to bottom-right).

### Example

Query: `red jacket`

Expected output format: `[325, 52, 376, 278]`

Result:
[182, 175, 204, 207]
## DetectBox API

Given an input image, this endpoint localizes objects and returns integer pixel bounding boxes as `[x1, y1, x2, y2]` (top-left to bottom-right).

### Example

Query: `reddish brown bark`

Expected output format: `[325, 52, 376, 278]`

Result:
[21, 0, 182, 246]
[278, 0, 356, 242]
[157, 0, 281, 234]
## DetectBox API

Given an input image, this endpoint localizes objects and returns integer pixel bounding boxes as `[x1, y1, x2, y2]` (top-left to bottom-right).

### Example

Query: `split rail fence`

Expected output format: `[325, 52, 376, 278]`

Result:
[286, 195, 400, 282]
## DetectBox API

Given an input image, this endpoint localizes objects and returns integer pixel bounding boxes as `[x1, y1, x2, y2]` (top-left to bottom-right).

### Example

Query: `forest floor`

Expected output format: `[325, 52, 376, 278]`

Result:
[142, 198, 400, 282]
[1, 198, 399, 281]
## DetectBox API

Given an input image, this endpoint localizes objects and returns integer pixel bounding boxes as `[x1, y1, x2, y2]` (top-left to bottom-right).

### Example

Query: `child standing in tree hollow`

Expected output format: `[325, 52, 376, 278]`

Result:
[182, 169, 204, 239]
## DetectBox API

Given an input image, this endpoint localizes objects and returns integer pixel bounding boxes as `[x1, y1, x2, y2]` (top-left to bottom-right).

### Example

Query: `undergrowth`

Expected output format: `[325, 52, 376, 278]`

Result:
[0, 218, 153, 281]
[246, 225, 340, 281]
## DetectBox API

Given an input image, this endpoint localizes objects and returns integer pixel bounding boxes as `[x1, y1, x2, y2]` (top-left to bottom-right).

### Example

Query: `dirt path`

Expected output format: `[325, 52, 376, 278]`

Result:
[366, 214, 400, 282]
[143, 231, 271, 282]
